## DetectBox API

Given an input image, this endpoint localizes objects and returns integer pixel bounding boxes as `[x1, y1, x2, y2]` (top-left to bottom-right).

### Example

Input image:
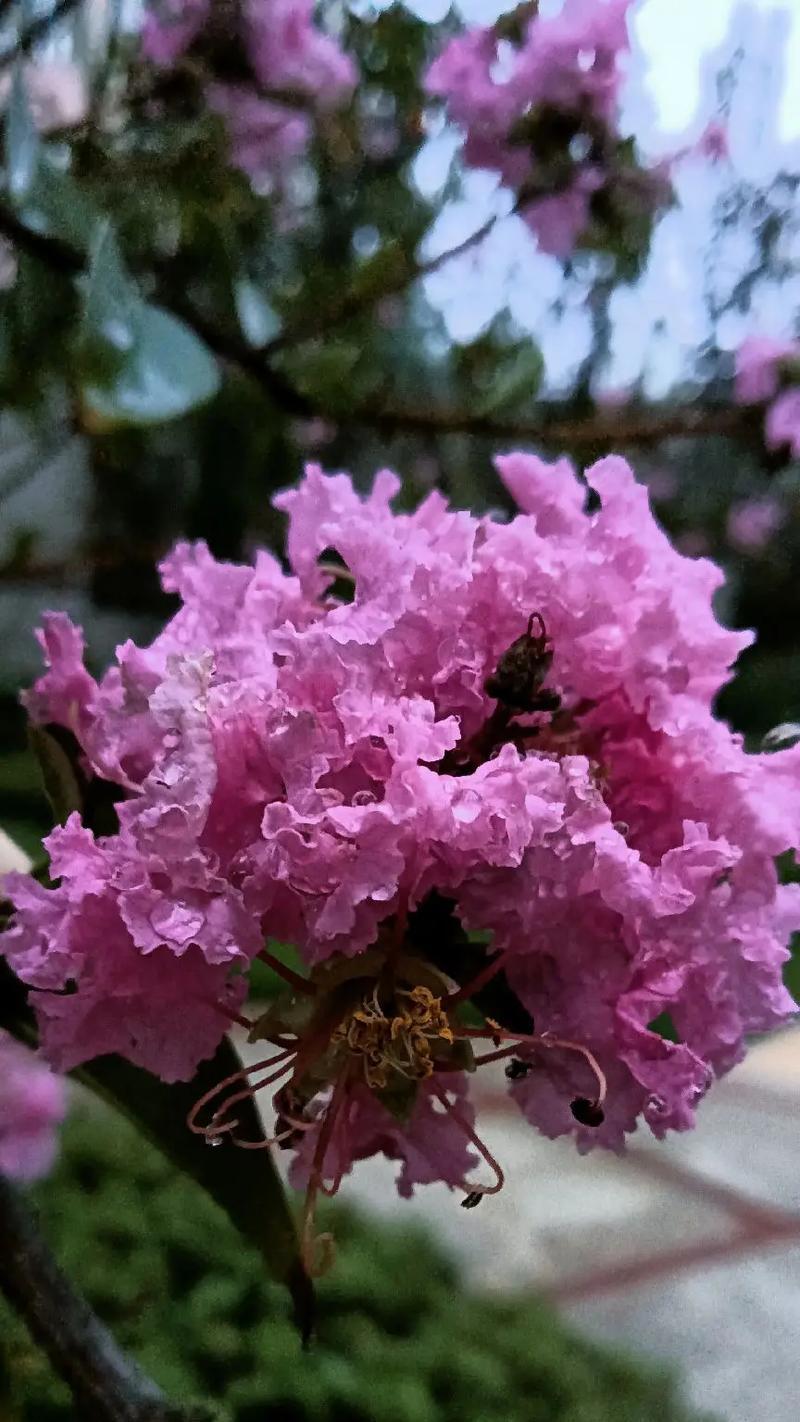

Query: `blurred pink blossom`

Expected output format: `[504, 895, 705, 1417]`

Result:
[734, 334, 799, 405]
[727, 496, 784, 552]
[142, 0, 355, 180]
[0, 1033, 66, 1182]
[766, 388, 800, 460]
[425, 1, 670, 258]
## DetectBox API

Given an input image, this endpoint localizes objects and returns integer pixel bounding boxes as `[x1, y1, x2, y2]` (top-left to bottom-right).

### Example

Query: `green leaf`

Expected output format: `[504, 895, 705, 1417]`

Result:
[5, 66, 40, 203]
[284, 340, 361, 415]
[0, 958, 313, 1335]
[82, 304, 221, 427]
[80, 221, 141, 376]
[234, 279, 281, 349]
[21, 158, 98, 252]
[27, 725, 81, 825]
[476, 344, 544, 416]
[25, 723, 123, 839]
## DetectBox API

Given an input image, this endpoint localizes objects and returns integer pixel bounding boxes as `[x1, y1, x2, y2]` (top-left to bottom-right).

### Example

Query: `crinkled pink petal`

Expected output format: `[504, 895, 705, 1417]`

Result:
[289, 1074, 477, 1198]
[2, 454, 798, 1170]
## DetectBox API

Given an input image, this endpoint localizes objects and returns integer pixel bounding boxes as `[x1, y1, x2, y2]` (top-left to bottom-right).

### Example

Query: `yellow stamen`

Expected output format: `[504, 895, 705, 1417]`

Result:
[331, 983, 456, 1087]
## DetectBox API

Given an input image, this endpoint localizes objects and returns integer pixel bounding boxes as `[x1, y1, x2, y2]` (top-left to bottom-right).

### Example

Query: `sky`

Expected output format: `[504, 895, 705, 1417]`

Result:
[402, 0, 800, 397]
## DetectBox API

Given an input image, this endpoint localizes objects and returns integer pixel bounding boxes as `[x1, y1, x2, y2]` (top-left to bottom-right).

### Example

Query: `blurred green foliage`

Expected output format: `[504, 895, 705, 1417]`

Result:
[0, 1107, 714, 1422]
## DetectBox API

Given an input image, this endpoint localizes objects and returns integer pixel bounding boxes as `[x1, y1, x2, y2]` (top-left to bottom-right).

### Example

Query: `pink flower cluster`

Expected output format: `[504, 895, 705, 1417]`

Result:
[142, 0, 355, 181]
[2, 454, 799, 1205]
[425, 0, 669, 258]
[0, 1032, 66, 1181]
[735, 335, 800, 459]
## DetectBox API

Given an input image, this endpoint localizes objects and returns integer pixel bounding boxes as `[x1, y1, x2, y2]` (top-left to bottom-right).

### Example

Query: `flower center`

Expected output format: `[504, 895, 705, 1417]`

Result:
[331, 984, 454, 1089]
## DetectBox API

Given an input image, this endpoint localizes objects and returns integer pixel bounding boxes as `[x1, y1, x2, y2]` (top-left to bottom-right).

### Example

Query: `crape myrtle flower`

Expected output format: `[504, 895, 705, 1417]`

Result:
[3, 453, 799, 1272]
[141, 0, 355, 181]
[425, 0, 672, 260]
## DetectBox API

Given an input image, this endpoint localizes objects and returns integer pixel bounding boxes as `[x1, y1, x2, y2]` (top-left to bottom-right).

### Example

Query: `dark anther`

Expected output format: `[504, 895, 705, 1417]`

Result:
[570, 1097, 605, 1127]
[484, 611, 557, 714]
[505, 1057, 533, 1081]
[461, 1191, 484, 1210]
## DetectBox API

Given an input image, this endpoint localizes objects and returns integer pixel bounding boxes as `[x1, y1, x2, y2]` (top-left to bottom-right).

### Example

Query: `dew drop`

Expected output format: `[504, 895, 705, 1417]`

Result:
[453, 789, 482, 824]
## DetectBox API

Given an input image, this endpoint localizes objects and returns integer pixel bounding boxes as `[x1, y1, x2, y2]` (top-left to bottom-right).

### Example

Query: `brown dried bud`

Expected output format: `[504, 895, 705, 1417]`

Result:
[484, 613, 557, 713]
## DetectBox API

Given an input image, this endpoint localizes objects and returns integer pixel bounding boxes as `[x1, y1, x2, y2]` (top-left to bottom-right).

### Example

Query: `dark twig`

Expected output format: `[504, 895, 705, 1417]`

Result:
[0, 1176, 194, 1421]
[0, 0, 84, 75]
[0, 200, 313, 416]
[0, 198, 762, 451]
[347, 398, 758, 450]
[265, 213, 499, 356]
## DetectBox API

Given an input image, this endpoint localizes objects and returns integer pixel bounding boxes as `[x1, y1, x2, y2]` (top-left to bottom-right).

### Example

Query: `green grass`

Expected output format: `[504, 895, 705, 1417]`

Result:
[0, 1107, 715, 1422]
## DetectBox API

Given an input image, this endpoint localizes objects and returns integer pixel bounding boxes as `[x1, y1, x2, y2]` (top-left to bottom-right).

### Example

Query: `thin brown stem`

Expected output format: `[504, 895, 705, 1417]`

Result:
[258, 947, 316, 996]
[265, 214, 498, 356]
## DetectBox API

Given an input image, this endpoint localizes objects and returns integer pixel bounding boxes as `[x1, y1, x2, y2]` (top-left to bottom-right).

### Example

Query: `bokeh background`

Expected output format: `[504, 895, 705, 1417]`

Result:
[2, 2, 800, 1420]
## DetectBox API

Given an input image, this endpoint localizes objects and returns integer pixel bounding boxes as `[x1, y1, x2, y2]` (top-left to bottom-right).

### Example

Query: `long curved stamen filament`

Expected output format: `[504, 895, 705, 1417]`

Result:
[301, 1073, 350, 1276]
[457, 1026, 607, 1107]
[207, 1057, 298, 1147]
[186, 1049, 295, 1139]
[433, 1084, 505, 1201]
[538, 1035, 607, 1107]
[318, 561, 356, 585]
[271, 1086, 317, 1134]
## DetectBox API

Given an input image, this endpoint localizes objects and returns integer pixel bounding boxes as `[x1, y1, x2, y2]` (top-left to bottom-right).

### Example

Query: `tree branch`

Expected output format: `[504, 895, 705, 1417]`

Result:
[348, 398, 760, 450]
[0, 0, 84, 75]
[0, 200, 314, 416]
[0, 198, 763, 452]
[265, 214, 499, 356]
[0, 1176, 196, 1421]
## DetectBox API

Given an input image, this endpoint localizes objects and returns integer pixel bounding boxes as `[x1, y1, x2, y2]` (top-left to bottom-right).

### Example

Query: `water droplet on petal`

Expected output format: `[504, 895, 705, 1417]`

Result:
[453, 789, 482, 824]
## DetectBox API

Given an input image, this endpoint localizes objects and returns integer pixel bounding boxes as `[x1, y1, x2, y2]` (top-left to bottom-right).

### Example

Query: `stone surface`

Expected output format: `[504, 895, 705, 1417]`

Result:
[238, 1025, 800, 1421]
